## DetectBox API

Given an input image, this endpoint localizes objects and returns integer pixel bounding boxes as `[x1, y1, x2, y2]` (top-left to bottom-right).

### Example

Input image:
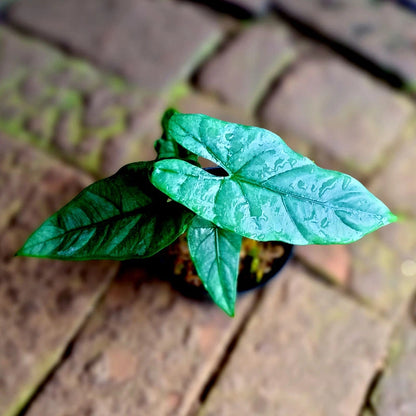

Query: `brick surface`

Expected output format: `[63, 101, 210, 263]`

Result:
[199, 265, 390, 416]
[3, 1, 416, 414]
[0, 27, 164, 176]
[295, 244, 351, 285]
[370, 133, 416, 218]
[348, 220, 416, 318]
[369, 316, 416, 416]
[23, 263, 257, 416]
[271, 0, 416, 88]
[175, 90, 255, 125]
[9, 0, 222, 92]
[0, 134, 118, 416]
[261, 55, 414, 176]
[347, 136, 416, 317]
[198, 22, 297, 111]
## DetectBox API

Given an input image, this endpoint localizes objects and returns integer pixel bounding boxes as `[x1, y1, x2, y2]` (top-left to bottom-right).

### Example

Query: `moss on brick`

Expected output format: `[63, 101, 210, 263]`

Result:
[0, 27, 167, 175]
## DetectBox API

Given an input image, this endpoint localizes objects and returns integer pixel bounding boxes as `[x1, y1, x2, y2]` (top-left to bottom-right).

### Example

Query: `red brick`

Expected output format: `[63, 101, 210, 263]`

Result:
[198, 22, 297, 111]
[348, 220, 416, 318]
[261, 55, 413, 176]
[369, 316, 416, 416]
[0, 27, 165, 176]
[0, 134, 118, 416]
[296, 244, 351, 285]
[271, 0, 416, 88]
[9, 0, 222, 92]
[200, 265, 390, 416]
[370, 133, 416, 218]
[174, 90, 255, 125]
[23, 264, 256, 416]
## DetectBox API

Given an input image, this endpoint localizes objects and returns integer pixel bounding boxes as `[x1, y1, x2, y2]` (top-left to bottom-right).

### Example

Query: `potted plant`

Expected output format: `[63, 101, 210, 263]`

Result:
[17, 109, 396, 316]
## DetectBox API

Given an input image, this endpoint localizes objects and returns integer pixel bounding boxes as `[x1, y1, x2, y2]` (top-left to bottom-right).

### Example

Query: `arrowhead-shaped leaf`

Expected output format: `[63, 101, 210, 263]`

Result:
[151, 113, 396, 245]
[187, 216, 242, 316]
[18, 162, 194, 260]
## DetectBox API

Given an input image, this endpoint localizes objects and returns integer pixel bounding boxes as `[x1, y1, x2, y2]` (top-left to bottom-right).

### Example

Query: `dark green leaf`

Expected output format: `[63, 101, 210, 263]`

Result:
[18, 162, 194, 260]
[188, 216, 242, 316]
[151, 113, 396, 245]
[155, 108, 199, 164]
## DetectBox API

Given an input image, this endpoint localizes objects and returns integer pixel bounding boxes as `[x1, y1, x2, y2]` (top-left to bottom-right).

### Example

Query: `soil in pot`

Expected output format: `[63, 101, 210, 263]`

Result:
[161, 233, 293, 301]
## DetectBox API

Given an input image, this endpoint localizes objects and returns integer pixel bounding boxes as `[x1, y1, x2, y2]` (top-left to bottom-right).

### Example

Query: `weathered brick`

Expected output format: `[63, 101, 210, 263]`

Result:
[23, 264, 257, 416]
[99, 96, 165, 176]
[0, 134, 118, 416]
[295, 244, 351, 285]
[9, 0, 222, 92]
[174, 90, 255, 125]
[271, 0, 416, 89]
[0, 27, 164, 176]
[378, 218, 416, 264]
[199, 265, 390, 416]
[198, 22, 297, 111]
[370, 133, 416, 218]
[369, 316, 416, 416]
[261, 55, 414, 176]
[348, 142, 416, 317]
[348, 220, 416, 319]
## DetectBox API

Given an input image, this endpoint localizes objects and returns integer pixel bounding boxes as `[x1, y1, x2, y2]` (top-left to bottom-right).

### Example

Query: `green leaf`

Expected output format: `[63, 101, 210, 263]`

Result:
[18, 162, 194, 260]
[154, 108, 199, 164]
[188, 216, 242, 316]
[151, 113, 396, 245]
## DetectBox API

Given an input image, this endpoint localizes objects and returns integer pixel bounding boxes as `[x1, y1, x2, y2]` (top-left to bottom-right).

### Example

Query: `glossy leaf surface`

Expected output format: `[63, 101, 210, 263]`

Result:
[188, 216, 242, 316]
[18, 162, 194, 260]
[155, 108, 199, 164]
[152, 113, 396, 245]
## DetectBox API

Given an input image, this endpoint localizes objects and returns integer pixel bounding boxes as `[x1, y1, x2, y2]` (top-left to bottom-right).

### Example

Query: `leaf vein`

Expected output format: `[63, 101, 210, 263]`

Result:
[233, 175, 382, 218]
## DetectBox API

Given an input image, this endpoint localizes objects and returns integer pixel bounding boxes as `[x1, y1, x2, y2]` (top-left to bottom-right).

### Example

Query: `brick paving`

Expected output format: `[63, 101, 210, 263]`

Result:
[261, 52, 414, 177]
[271, 0, 416, 89]
[0, 27, 165, 177]
[369, 316, 416, 416]
[197, 21, 297, 111]
[199, 265, 390, 416]
[9, 0, 222, 93]
[23, 265, 257, 416]
[0, 134, 118, 416]
[1, 1, 416, 416]
[370, 130, 416, 217]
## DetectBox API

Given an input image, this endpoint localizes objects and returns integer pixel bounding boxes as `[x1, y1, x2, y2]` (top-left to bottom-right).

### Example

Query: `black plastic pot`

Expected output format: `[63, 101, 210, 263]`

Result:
[236, 241, 293, 292]
[166, 239, 294, 301]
